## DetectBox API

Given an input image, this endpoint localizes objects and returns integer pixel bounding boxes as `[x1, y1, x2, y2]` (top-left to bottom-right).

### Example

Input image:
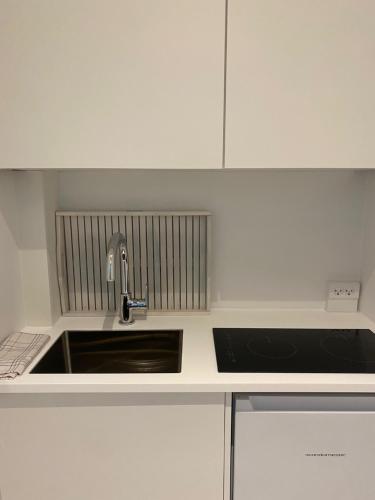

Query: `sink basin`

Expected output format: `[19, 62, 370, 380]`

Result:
[31, 330, 182, 374]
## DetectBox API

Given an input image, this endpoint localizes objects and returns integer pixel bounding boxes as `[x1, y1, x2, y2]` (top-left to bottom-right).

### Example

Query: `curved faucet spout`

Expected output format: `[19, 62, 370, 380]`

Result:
[106, 232, 128, 294]
[106, 231, 147, 325]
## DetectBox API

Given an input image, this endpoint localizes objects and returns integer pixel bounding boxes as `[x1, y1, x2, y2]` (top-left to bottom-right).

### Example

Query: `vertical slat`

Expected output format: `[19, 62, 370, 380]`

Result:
[71, 216, 82, 311]
[84, 216, 95, 311]
[205, 215, 212, 311]
[105, 216, 115, 312]
[56, 215, 69, 313]
[98, 215, 109, 311]
[186, 216, 193, 310]
[132, 216, 141, 298]
[153, 216, 161, 309]
[173, 216, 180, 310]
[119, 215, 127, 301]
[159, 216, 167, 310]
[111, 215, 120, 311]
[125, 215, 135, 298]
[179, 216, 187, 311]
[139, 216, 148, 299]
[166, 216, 174, 309]
[64, 216, 76, 311]
[193, 216, 200, 310]
[77, 216, 89, 311]
[91, 216, 102, 310]
[199, 216, 207, 310]
[145, 216, 155, 309]
[119, 216, 126, 245]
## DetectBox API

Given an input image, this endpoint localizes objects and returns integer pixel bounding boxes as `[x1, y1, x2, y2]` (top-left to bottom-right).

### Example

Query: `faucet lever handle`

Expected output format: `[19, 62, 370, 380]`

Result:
[128, 297, 147, 311]
[128, 283, 148, 313]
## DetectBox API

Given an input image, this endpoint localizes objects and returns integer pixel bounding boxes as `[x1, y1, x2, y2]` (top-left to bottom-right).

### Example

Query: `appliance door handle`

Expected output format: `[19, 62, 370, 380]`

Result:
[235, 394, 375, 413]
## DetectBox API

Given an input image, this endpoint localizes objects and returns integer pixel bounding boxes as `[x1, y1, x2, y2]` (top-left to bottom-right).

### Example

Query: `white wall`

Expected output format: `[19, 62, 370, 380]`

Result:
[1, 168, 373, 332]
[0, 169, 370, 327]
[0, 171, 59, 331]
[15, 171, 59, 326]
[360, 172, 375, 320]
[59, 170, 365, 308]
[0, 172, 24, 339]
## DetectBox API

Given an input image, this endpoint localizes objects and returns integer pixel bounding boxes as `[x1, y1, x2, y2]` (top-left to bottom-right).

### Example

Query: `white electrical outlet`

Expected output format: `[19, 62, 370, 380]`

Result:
[326, 281, 361, 312]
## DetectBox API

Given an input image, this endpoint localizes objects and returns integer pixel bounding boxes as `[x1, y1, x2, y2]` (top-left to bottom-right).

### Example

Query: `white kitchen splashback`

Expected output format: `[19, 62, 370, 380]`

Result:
[56, 211, 211, 315]
[0, 169, 370, 327]
[58, 170, 365, 308]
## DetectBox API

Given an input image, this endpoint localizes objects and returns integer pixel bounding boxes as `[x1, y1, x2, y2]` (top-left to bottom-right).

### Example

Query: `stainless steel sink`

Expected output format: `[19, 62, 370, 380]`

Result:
[31, 330, 182, 374]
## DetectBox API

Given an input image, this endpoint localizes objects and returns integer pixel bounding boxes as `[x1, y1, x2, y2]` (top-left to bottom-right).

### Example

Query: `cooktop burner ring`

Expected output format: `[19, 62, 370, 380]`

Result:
[246, 336, 298, 360]
[319, 333, 375, 364]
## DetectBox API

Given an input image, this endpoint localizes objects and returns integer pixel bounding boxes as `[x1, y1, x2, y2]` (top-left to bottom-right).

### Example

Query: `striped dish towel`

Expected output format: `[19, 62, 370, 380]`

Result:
[0, 332, 50, 379]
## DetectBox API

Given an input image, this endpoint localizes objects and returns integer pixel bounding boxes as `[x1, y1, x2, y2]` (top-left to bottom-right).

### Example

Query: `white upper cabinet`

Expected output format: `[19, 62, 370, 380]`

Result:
[225, 0, 375, 169]
[0, 1, 225, 169]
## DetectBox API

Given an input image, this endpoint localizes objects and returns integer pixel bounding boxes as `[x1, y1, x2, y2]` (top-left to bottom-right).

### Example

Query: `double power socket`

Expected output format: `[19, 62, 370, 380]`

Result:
[326, 281, 361, 312]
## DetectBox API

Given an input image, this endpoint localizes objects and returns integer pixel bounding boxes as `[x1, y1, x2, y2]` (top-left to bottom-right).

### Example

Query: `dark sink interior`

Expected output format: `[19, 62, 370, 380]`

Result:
[31, 330, 183, 374]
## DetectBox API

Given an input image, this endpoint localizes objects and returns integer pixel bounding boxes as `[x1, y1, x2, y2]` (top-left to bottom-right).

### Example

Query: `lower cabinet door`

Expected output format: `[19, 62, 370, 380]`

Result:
[0, 393, 225, 500]
[234, 407, 375, 500]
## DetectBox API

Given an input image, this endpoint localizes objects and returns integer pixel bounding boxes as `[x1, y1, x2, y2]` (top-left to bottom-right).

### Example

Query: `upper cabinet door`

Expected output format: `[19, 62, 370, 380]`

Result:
[0, 1, 225, 169]
[225, 0, 375, 169]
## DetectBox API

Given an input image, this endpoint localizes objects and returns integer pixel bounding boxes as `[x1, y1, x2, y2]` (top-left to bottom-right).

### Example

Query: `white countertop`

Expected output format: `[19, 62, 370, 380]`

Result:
[2, 309, 375, 394]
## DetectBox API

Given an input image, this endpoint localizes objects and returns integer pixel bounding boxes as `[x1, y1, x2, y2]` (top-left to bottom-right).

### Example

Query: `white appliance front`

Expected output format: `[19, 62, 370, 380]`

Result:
[233, 394, 375, 500]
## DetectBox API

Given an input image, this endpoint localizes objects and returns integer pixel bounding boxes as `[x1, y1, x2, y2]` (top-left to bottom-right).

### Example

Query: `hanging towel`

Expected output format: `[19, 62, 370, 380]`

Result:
[0, 332, 50, 379]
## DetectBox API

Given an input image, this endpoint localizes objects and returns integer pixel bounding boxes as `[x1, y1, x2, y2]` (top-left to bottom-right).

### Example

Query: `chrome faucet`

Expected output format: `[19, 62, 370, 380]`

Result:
[106, 232, 147, 325]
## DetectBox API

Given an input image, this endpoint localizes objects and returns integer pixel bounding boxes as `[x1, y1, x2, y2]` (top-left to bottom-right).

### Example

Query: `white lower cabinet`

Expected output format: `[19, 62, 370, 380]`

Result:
[0, 393, 226, 500]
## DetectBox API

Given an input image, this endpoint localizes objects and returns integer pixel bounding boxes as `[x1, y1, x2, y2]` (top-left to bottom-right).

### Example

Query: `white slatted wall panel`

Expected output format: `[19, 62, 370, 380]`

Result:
[56, 211, 211, 314]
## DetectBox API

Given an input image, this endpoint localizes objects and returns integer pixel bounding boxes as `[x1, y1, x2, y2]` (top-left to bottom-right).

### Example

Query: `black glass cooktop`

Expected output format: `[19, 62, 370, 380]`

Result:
[213, 328, 375, 373]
